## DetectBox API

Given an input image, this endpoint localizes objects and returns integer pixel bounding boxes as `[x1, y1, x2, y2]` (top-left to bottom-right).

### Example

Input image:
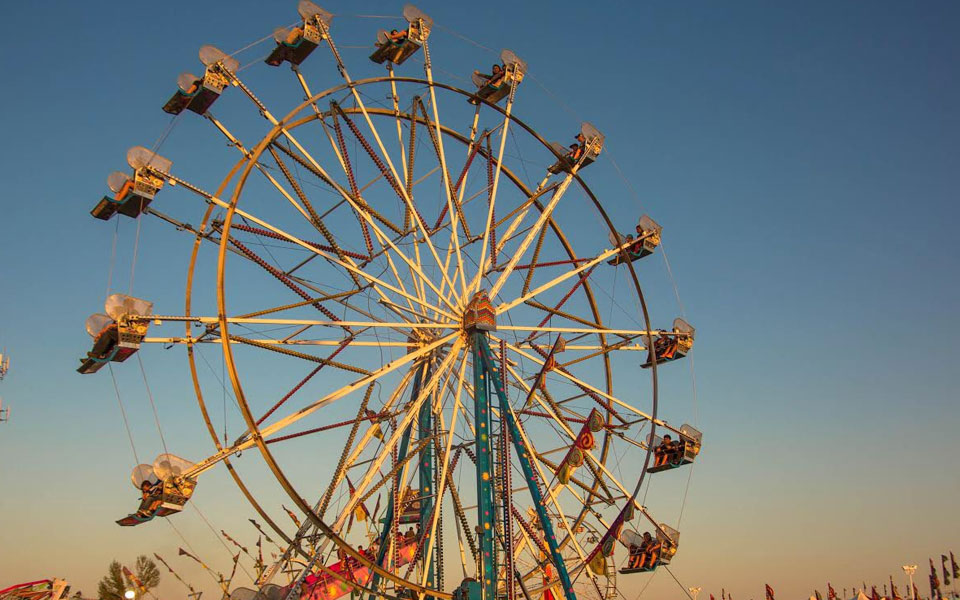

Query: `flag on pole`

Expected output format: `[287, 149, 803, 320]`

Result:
[345, 475, 370, 522]
[723, 589, 727, 600]
[766, 584, 776, 600]
[913, 583, 920, 600]
[153, 553, 198, 597]
[891, 575, 902, 600]
[829, 584, 837, 600]
[282, 505, 302, 528]
[121, 567, 147, 596]
[930, 558, 943, 600]
[952, 553, 960, 580]
[872, 586, 881, 600]
[816, 590, 823, 600]
[711, 594, 716, 600]
[941, 556, 952, 586]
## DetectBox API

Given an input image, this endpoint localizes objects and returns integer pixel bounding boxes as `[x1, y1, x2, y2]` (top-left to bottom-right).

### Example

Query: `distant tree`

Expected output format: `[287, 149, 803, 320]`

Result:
[97, 561, 125, 600]
[134, 556, 160, 591]
[97, 556, 160, 600]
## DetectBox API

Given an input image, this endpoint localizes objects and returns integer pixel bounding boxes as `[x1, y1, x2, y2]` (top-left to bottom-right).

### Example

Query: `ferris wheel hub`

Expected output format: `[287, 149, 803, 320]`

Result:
[462, 290, 496, 333]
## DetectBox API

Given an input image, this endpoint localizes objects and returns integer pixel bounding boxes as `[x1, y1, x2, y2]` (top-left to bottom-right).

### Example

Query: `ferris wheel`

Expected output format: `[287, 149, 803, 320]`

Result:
[77, 4, 701, 600]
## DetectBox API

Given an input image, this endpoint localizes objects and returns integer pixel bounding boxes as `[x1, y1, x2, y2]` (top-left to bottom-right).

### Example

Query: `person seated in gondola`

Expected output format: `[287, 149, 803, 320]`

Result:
[643, 536, 663, 568]
[653, 434, 669, 467]
[652, 333, 679, 361]
[387, 28, 409, 44]
[564, 133, 587, 162]
[626, 532, 653, 570]
[135, 479, 163, 521]
[475, 63, 505, 88]
[284, 26, 305, 45]
[629, 222, 649, 255]
[654, 434, 682, 467]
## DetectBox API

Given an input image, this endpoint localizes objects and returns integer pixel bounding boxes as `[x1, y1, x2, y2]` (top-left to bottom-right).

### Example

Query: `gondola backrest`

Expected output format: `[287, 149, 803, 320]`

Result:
[298, 1, 333, 30]
[657, 524, 679, 562]
[580, 122, 605, 158]
[403, 5, 432, 41]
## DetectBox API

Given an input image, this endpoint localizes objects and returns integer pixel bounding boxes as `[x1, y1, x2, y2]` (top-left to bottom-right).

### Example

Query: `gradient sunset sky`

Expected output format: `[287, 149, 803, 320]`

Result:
[0, 2, 958, 600]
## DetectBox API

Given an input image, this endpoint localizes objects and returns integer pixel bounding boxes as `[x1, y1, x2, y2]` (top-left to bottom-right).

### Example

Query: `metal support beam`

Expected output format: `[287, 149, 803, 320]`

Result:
[471, 334, 497, 600]
[476, 335, 578, 600]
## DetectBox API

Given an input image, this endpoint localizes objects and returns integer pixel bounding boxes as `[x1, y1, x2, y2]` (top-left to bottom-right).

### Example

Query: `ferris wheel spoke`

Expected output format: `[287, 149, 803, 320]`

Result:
[223, 190, 457, 320]
[493, 398, 598, 581]
[227, 335, 370, 375]
[330, 103, 462, 306]
[182, 332, 459, 480]
[410, 93, 471, 302]
[271, 119, 463, 317]
[254, 344, 354, 428]
[498, 325, 654, 338]
[470, 63, 522, 298]
[146, 315, 452, 331]
[532, 452, 613, 506]
[264, 146, 369, 288]
[499, 340, 652, 423]
[326, 108, 387, 257]
[495, 350, 656, 524]
[431, 128, 489, 233]
[328, 341, 464, 535]
[496, 239, 633, 315]
[319, 367, 419, 521]
[323, 93, 468, 310]
[384, 65, 410, 196]
[486, 168, 578, 299]
[197, 111, 373, 289]
[416, 356, 467, 586]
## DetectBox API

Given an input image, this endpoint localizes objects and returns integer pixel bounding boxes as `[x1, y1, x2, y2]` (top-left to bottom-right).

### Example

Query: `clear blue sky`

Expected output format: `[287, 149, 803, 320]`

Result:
[1, 2, 958, 600]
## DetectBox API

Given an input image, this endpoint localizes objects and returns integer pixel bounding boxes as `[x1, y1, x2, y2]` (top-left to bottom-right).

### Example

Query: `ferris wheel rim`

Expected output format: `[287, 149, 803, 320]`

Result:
[178, 71, 663, 591]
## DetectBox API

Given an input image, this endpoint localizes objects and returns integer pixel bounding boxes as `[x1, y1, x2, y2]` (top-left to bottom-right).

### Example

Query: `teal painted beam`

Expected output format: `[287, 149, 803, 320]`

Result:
[476, 335, 578, 600]
[471, 333, 497, 600]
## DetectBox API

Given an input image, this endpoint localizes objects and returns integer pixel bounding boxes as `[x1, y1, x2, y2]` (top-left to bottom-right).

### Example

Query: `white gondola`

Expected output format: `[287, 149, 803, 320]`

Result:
[91, 147, 173, 220]
[608, 215, 662, 265]
[163, 45, 236, 116]
[548, 121, 604, 174]
[469, 49, 527, 105]
[647, 424, 702, 473]
[641, 317, 695, 369]
[369, 5, 432, 65]
[117, 454, 197, 526]
[265, 2, 331, 67]
[620, 524, 680, 574]
[77, 295, 153, 374]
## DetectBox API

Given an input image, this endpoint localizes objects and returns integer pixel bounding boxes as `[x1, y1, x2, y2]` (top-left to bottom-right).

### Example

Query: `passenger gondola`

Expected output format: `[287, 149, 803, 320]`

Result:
[468, 49, 526, 105]
[647, 424, 702, 473]
[77, 295, 153, 374]
[640, 318, 695, 369]
[162, 45, 238, 115]
[608, 215, 662, 265]
[369, 5, 432, 65]
[90, 147, 173, 221]
[264, 2, 332, 67]
[117, 454, 197, 526]
[619, 525, 679, 574]
[547, 122, 604, 174]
